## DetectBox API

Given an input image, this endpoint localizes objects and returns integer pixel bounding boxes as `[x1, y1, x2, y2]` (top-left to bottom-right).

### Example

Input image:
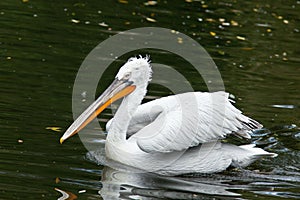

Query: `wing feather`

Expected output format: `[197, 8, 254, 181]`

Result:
[126, 91, 262, 153]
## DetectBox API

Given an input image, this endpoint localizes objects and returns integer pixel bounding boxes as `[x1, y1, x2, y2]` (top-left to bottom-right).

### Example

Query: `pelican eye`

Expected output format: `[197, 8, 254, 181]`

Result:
[123, 72, 131, 80]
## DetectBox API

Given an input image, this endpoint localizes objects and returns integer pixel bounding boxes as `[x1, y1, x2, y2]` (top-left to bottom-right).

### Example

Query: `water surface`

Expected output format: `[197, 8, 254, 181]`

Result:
[1, 0, 299, 199]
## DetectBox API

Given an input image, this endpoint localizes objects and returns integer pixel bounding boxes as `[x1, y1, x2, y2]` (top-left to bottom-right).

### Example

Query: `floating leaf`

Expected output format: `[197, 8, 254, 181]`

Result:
[209, 31, 216, 36]
[218, 50, 225, 55]
[144, 1, 157, 6]
[230, 20, 239, 26]
[46, 127, 62, 132]
[206, 18, 215, 22]
[55, 177, 61, 184]
[236, 35, 246, 41]
[98, 22, 108, 27]
[71, 19, 80, 24]
[146, 17, 156, 22]
[241, 47, 254, 51]
[118, 0, 128, 4]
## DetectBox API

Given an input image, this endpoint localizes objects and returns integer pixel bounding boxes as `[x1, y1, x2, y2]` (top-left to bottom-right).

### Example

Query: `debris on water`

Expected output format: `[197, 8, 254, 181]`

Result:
[146, 17, 156, 22]
[98, 22, 108, 27]
[17, 139, 23, 144]
[230, 20, 239, 26]
[55, 177, 61, 184]
[78, 190, 86, 194]
[209, 31, 216, 36]
[71, 19, 80, 24]
[236, 35, 246, 41]
[206, 18, 215, 22]
[118, 0, 128, 4]
[22, 0, 29, 3]
[221, 22, 230, 26]
[218, 50, 225, 55]
[144, 1, 157, 6]
[241, 47, 254, 51]
[46, 127, 62, 132]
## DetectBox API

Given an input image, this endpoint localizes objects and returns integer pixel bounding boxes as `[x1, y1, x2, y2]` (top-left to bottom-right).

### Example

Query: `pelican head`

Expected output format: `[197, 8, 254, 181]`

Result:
[116, 56, 152, 87]
[60, 56, 152, 143]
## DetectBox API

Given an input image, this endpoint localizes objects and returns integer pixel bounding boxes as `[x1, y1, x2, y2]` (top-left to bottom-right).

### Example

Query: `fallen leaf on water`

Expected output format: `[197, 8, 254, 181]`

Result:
[236, 35, 246, 41]
[218, 50, 225, 55]
[118, 0, 128, 4]
[241, 47, 254, 51]
[144, 1, 157, 6]
[209, 31, 216, 36]
[46, 127, 62, 132]
[206, 18, 215, 22]
[71, 19, 80, 24]
[98, 22, 108, 27]
[230, 20, 239, 26]
[146, 17, 156, 22]
[55, 177, 61, 184]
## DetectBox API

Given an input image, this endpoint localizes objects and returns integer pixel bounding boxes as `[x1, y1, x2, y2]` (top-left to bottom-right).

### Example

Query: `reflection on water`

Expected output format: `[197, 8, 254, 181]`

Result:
[99, 166, 300, 199]
[100, 166, 240, 199]
[82, 136, 300, 199]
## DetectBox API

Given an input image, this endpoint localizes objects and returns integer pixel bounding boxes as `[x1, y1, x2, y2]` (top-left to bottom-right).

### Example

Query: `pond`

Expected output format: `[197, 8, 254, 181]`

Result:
[1, 0, 299, 199]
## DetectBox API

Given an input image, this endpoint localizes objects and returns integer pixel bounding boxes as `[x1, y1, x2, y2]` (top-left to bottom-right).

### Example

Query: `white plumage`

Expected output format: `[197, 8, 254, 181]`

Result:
[61, 56, 277, 175]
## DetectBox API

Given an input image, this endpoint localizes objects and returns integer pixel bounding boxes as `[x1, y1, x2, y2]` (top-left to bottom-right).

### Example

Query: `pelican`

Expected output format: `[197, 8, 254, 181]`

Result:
[60, 56, 277, 175]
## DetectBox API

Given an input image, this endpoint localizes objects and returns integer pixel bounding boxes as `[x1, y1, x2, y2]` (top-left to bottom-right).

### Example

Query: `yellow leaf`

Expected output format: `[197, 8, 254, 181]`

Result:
[210, 31, 216, 36]
[118, 0, 128, 4]
[46, 127, 62, 132]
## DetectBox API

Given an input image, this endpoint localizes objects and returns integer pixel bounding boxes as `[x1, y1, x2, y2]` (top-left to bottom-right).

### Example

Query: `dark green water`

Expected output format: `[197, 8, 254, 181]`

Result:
[1, 0, 299, 199]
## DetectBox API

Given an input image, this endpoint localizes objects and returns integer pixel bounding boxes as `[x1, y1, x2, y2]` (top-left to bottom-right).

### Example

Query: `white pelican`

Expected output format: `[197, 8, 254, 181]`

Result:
[60, 56, 277, 175]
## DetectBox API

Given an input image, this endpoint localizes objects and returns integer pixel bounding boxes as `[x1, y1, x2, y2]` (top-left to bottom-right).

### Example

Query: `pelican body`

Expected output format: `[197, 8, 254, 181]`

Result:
[60, 57, 276, 175]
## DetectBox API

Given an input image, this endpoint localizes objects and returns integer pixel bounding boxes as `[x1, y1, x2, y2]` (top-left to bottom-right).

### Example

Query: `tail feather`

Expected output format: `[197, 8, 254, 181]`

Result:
[223, 143, 277, 168]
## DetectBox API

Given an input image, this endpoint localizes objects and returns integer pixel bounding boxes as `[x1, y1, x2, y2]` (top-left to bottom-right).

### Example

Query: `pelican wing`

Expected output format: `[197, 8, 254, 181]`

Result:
[128, 91, 262, 153]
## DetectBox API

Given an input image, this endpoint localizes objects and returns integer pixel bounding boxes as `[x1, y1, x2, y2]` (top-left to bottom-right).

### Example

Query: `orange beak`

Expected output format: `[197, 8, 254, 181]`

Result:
[60, 78, 136, 144]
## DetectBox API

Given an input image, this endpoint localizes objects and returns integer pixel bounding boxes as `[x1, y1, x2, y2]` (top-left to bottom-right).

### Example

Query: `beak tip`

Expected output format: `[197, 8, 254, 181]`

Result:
[59, 137, 64, 144]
